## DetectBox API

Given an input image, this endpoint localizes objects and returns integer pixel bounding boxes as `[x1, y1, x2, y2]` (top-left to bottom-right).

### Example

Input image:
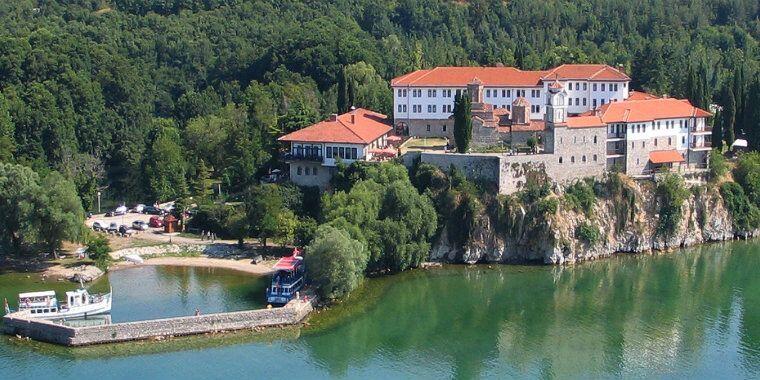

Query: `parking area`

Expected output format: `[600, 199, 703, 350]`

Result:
[85, 212, 234, 246]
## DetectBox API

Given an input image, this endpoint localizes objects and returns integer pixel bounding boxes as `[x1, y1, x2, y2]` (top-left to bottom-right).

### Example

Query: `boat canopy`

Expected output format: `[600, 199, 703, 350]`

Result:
[19, 291, 56, 299]
[272, 255, 302, 271]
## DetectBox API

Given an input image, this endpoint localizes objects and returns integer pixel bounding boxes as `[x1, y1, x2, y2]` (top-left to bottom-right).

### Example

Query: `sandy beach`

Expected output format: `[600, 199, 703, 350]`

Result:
[110, 256, 276, 275]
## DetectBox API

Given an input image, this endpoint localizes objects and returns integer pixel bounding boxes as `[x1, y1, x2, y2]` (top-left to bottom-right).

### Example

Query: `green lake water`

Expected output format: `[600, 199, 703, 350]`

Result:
[0, 242, 758, 379]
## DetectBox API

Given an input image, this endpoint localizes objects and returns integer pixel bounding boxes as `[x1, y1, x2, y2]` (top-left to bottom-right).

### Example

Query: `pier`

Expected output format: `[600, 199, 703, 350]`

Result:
[2, 296, 314, 346]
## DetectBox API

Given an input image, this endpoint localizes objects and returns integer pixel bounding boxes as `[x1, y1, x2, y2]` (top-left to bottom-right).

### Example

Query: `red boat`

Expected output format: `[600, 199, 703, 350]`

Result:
[266, 249, 305, 305]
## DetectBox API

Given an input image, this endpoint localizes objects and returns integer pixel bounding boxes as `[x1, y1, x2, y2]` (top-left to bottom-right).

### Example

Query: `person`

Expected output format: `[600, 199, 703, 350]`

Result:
[200, 230, 205, 241]
[194, 308, 200, 316]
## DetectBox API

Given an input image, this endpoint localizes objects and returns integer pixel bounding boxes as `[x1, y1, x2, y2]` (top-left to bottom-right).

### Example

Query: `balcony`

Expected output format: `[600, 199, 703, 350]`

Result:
[607, 132, 626, 139]
[283, 153, 323, 162]
[690, 141, 712, 150]
[690, 126, 712, 134]
[607, 148, 626, 156]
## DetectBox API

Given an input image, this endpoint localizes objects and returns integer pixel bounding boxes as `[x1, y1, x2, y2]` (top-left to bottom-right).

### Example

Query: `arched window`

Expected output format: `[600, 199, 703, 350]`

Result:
[571, 156, 575, 163]
[593, 154, 598, 161]
[593, 136, 598, 144]
[668, 137, 672, 145]
[582, 155, 587, 163]
[559, 157, 563, 164]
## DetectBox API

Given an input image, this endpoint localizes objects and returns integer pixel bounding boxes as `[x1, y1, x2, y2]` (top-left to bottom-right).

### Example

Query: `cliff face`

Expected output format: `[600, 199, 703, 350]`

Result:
[431, 180, 748, 265]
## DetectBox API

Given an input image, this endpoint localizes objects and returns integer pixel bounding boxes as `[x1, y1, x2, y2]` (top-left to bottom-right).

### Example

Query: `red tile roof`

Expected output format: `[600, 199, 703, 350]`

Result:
[649, 150, 685, 164]
[564, 115, 606, 129]
[510, 120, 547, 132]
[598, 98, 712, 123]
[278, 108, 391, 144]
[392, 64, 629, 87]
[627, 91, 660, 101]
[391, 67, 549, 87]
[543, 64, 630, 81]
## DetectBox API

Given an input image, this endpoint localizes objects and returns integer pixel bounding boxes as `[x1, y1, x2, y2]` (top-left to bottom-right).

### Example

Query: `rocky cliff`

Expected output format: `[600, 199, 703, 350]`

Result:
[431, 177, 750, 265]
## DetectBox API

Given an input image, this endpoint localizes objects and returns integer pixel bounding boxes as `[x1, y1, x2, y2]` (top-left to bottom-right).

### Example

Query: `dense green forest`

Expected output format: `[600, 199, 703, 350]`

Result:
[0, 0, 757, 209]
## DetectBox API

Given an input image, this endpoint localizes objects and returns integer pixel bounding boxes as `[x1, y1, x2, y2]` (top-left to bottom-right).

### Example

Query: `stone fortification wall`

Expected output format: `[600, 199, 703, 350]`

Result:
[406, 119, 454, 139]
[3, 298, 313, 346]
[419, 152, 501, 184]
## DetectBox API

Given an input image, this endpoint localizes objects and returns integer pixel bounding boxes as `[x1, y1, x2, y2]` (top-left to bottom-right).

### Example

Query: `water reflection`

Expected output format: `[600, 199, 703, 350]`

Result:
[302, 242, 760, 378]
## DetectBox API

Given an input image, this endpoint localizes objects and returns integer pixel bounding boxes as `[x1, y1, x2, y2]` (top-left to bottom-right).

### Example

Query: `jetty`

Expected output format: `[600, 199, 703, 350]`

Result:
[2, 296, 314, 346]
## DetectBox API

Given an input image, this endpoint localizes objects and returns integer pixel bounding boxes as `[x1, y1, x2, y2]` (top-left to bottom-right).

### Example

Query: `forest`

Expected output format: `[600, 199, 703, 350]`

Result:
[0, 0, 756, 206]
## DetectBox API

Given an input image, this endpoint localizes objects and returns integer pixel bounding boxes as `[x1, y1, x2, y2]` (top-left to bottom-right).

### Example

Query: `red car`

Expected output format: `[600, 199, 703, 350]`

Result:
[148, 216, 164, 228]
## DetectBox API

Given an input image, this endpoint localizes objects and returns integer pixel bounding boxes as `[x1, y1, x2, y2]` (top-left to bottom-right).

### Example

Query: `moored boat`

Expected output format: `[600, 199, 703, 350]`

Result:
[17, 286, 112, 320]
[266, 250, 305, 305]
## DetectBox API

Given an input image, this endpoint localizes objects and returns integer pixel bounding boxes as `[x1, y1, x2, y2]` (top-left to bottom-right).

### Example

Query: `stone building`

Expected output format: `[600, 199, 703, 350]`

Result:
[278, 108, 395, 189]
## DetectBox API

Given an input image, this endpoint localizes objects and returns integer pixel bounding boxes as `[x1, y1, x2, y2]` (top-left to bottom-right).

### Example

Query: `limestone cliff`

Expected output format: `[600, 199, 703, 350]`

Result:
[431, 178, 750, 265]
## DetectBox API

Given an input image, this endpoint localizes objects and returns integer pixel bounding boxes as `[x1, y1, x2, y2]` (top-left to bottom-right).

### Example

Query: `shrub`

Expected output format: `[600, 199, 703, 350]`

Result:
[720, 182, 760, 231]
[734, 152, 760, 205]
[294, 217, 318, 247]
[656, 174, 690, 236]
[575, 223, 600, 245]
[85, 233, 111, 270]
[564, 179, 596, 215]
[305, 225, 368, 300]
[520, 170, 551, 204]
[708, 151, 729, 181]
[534, 197, 558, 216]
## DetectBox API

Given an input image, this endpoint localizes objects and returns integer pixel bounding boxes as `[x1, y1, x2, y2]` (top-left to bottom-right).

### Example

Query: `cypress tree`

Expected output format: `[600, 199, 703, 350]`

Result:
[723, 86, 736, 149]
[337, 66, 348, 113]
[453, 93, 472, 153]
[732, 65, 745, 135]
[712, 108, 723, 151]
[347, 78, 357, 109]
[744, 76, 760, 151]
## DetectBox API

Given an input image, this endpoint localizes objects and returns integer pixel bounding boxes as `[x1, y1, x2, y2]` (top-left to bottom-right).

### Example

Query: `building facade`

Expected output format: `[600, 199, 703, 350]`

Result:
[278, 108, 394, 189]
[391, 64, 631, 138]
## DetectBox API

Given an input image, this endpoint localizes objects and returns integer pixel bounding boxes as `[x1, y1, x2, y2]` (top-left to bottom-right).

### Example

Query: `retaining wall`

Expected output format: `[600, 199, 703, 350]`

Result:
[3, 298, 313, 346]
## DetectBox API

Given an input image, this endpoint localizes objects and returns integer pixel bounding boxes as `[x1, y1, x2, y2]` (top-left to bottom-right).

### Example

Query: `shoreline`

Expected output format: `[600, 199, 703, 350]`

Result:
[109, 256, 276, 276]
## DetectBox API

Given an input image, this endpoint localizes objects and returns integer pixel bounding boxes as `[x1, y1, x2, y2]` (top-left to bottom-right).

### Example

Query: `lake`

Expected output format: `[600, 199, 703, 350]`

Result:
[0, 242, 758, 379]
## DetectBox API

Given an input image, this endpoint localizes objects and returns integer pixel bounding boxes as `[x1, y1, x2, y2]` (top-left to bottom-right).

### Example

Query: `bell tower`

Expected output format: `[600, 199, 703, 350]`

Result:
[545, 80, 567, 125]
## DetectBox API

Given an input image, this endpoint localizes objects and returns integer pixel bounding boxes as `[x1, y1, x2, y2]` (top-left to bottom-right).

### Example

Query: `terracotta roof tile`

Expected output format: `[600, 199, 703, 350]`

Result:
[649, 150, 685, 164]
[598, 98, 713, 123]
[391, 67, 549, 87]
[278, 108, 391, 144]
[511, 120, 546, 132]
[565, 115, 606, 128]
[543, 64, 630, 81]
[627, 91, 660, 100]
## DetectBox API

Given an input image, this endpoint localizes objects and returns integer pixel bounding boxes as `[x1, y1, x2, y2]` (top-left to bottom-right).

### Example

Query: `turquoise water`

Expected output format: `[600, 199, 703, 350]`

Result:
[0, 242, 758, 379]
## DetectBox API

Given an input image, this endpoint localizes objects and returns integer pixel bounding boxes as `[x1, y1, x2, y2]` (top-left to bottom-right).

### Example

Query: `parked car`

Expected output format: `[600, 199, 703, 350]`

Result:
[105, 211, 114, 217]
[107, 222, 119, 233]
[92, 220, 106, 231]
[132, 220, 148, 231]
[148, 216, 163, 228]
[143, 206, 164, 215]
[132, 204, 146, 213]
[118, 225, 136, 237]
[113, 205, 128, 216]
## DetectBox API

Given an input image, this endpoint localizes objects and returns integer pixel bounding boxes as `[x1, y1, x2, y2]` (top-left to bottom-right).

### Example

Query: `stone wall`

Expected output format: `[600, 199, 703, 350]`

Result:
[406, 119, 454, 139]
[419, 152, 501, 184]
[289, 161, 334, 189]
[3, 298, 314, 346]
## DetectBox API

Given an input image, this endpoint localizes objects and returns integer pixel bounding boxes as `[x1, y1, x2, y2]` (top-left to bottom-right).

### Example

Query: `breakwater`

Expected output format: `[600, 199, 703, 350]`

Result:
[2, 296, 313, 346]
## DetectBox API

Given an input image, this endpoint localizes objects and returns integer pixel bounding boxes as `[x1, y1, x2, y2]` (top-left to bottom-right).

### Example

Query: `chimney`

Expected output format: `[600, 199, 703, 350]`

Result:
[617, 64, 625, 73]
[350, 106, 357, 124]
[329, 113, 338, 121]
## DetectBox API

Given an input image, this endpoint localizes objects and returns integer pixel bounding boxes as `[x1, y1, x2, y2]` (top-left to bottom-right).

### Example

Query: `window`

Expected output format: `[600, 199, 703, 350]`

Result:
[397, 89, 402, 97]
[507, 105, 511, 111]
[593, 154, 597, 161]
[582, 155, 587, 163]
[571, 156, 575, 163]
[432, 89, 437, 97]
[575, 98, 580, 106]
[593, 136, 597, 144]
[574, 136, 577, 143]
[507, 90, 511, 97]
[601, 83, 606, 91]
[427, 105, 432, 113]
[593, 83, 597, 91]
[432, 105, 437, 113]
[502, 90, 506, 97]
[532, 89, 540, 98]
[402, 104, 407, 112]
[403, 89, 407, 97]
[339, 147, 345, 158]
[583, 98, 587, 106]
[682, 136, 685, 144]
[442, 125, 447, 132]
[593, 99, 597, 108]
[486, 89, 491, 97]
[297, 166, 302, 175]
[426, 125, 431, 132]
[326, 147, 333, 158]
[668, 137, 672, 145]
[559, 157, 563, 163]
[583, 83, 588, 90]
[305, 167, 310, 175]
[398, 104, 402, 112]
[642, 141, 645, 148]
[568, 83, 573, 90]
[637, 158, 640, 165]
[351, 148, 357, 159]
[654, 138, 658, 146]
[601, 99, 606, 105]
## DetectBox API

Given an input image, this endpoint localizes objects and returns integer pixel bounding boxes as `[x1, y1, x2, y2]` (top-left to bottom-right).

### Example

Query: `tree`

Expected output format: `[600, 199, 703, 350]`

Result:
[225, 208, 249, 248]
[744, 76, 760, 151]
[192, 159, 213, 202]
[712, 108, 724, 151]
[0, 163, 41, 253]
[722, 85, 737, 149]
[305, 225, 368, 300]
[453, 93, 472, 153]
[246, 184, 293, 249]
[337, 66, 348, 113]
[145, 119, 188, 202]
[0, 93, 15, 161]
[35, 171, 86, 258]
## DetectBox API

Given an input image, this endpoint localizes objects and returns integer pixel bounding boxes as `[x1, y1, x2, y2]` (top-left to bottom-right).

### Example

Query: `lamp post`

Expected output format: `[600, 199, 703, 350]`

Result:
[97, 191, 101, 214]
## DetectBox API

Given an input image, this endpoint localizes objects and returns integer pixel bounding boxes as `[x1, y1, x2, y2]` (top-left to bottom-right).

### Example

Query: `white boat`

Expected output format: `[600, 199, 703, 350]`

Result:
[17, 287, 112, 320]
[124, 254, 144, 264]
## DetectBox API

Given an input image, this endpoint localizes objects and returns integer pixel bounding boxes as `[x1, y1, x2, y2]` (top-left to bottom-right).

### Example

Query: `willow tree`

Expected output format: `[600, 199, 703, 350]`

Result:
[453, 93, 472, 153]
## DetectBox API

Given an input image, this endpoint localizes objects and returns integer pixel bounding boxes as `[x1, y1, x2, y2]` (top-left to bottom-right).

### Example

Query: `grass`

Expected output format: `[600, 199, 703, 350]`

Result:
[399, 137, 448, 154]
